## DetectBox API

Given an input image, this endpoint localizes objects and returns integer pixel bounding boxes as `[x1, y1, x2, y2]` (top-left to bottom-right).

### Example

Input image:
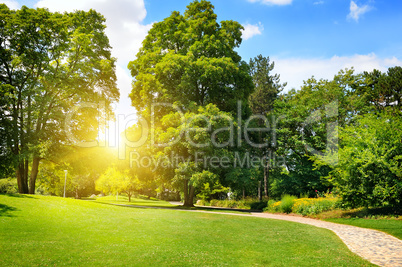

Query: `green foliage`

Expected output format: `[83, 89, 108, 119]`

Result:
[207, 198, 267, 210]
[279, 195, 297, 213]
[324, 111, 402, 208]
[196, 180, 228, 201]
[37, 146, 114, 197]
[265, 197, 338, 215]
[249, 201, 268, 210]
[0, 5, 118, 193]
[0, 178, 17, 194]
[96, 167, 140, 201]
[248, 55, 285, 116]
[152, 103, 237, 206]
[292, 198, 339, 216]
[128, 0, 253, 114]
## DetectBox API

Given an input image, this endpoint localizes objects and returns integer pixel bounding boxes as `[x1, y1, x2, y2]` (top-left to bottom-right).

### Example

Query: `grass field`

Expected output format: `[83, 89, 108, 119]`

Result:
[94, 195, 252, 214]
[0, 194, 373, 266]
[94, 195, 176, 207]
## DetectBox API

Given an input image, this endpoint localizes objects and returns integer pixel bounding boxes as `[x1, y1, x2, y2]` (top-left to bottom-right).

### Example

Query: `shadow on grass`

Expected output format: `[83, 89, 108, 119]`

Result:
[0, 203, 18, 217]
[341, 206, 402, 218]
[2, 193, 35, 199]
[95, 201, 256, 214]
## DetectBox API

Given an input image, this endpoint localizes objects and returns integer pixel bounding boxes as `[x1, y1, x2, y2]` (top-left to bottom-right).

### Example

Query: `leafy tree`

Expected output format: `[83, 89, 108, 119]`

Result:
[128, 0, 253, 115]
[361, 66, 402, 111]
[225, 167, 260, 199]
[196, 180, 228, 202]
[0, 5, 118, 193]
[37, 146, 114, 197]
[323, 111, 401, 208]
[152, 104, 235, 206]
[96, 166, 140, 202]
[272, 69, 360, 197]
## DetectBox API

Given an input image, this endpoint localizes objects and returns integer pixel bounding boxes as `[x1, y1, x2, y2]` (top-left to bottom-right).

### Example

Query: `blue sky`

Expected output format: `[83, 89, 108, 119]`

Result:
[2, 0, 402, 123]
[142, 0, 402, 60]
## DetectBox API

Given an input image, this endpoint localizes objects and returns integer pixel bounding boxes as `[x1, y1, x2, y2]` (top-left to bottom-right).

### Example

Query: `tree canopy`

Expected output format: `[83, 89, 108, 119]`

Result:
[128, 0, 253, 115]
[0, 5, 118, 193]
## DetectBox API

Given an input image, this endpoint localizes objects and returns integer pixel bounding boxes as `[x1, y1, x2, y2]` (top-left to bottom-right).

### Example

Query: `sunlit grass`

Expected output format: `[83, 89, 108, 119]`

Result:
[0, 194, 373, 266]
[94, 195, 176, 207]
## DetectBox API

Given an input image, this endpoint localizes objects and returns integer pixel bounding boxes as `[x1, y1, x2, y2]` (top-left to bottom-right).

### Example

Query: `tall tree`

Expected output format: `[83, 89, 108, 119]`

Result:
[128, 0, 253, 115]
[0, 5, 118, 193]
[127, 0, 254, 206]
[248, 55, 285, 116]
[247, 55, 285, 198]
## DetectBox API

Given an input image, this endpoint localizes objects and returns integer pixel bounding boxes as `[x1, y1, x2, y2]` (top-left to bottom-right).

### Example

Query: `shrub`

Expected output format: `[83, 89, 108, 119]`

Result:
[0, 179, 17, 194]
[265, 197, 339, 215]
[196, 199, 209, 206]
[250, 201, 268, 210]
[264, 199, 279, 212]
[279, 195, 297, 213]
[293, 198, 338, 215]
[322, 112, 402, 208]
[206, 198, 267, 210]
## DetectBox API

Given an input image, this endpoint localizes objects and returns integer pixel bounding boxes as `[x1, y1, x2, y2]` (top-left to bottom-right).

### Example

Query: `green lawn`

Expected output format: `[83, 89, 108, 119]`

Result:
[94, 195, 177, 207]
[0, 194, 373, 266]
[94, 195, 251, 214]
[324, 218, 402, 240]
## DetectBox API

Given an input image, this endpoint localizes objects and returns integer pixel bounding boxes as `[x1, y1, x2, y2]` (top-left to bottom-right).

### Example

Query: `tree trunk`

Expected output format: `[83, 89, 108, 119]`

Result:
[16, 163, 28, 194]
[183, 181, 194, 207]
[183, 180, 189, 205]
[29, 157, 40, 194]
[264, 157, 270, 198]
[188, 185, 195, 206]
[263, 165, 268, 198]
[128, 192, 131, 202]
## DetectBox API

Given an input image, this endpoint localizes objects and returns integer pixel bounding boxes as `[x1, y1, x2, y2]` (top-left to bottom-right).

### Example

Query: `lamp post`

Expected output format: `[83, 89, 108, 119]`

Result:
[63, 170, 68, 198]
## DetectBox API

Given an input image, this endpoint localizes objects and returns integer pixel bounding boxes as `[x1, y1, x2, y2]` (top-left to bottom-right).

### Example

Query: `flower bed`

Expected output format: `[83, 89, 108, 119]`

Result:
[265, 196, 339, 215]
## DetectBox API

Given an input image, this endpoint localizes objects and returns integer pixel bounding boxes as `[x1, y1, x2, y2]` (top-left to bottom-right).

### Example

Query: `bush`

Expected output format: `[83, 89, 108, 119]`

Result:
[196, 199, 209, 206]
[250, 201, 268, 210]
[265, 197, 339, 215]
[206, 198, 266, 210]
[293, 198, 338, 215]
[0, 179, 17, 194]
[279, 195, 297, 213]
[322, 112, 402, 208]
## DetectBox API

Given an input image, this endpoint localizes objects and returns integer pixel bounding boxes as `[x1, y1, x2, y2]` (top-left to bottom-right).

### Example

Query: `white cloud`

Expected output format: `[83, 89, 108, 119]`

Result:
[248, 0, 292, 6]
[0, 0, 20, 9]
[35, 0, 152, 67]
[272, 53, 402, 92]
[347, 1, 371, 22]
[313, 1, 324, 5]
[35, 0, 153, 119]
[241, 23, 264, 40]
